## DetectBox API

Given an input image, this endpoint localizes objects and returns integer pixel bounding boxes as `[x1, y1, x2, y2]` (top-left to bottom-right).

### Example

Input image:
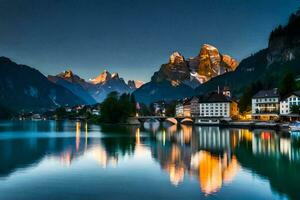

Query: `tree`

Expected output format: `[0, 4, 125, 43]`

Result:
[280, 72, 296, 96]
[100, 92, 137, 123]
[291, 105, 300, 114]
[165, 101, 176, 116]
[55, 107, 67, 119]
[100, 92, 120, 123]
[239, 81, 263, 113]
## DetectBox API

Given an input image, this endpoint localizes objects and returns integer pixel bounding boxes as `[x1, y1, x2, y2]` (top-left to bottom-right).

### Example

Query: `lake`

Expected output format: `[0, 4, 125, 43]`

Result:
[0, 120, 299, 200]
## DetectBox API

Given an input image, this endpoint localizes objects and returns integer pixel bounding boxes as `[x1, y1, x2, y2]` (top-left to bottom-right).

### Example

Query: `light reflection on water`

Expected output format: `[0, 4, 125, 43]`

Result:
[0, 120, 299, 200]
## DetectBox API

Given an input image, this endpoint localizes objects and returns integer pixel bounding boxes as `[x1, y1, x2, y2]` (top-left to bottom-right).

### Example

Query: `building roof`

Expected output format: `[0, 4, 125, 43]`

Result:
[199, 92, 233, 103]
[282, 90, 300, 100]
[253, 88, 279, 98]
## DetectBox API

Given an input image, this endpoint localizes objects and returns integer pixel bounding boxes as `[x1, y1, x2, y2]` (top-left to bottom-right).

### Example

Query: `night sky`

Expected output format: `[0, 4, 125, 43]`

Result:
[0, 0, 299, 82]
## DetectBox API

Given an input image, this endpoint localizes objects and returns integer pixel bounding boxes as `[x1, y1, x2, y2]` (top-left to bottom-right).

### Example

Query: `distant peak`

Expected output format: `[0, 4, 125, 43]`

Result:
[128, 80, 144, 89]
[111, 72, 119, 79]
[64, 70, 73, 77]
[202, 43, 218, 50]
[0, 56, 12, 63]
[169, 51, 185, 64]
[90, 70, 112, 84]
[57, 69, 74, 78]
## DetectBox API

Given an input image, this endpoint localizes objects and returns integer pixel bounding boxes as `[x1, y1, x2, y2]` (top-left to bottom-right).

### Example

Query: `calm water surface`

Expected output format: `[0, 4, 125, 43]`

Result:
[0, 120, 299, 200]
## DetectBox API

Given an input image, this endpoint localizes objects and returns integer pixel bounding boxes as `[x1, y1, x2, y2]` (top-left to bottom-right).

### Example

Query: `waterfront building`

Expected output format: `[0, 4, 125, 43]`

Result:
[175, 101, 184, 117]
[222, 86, 231, 97]
[198, 92, 238, 119]
[176, 98, 191, 117]
[251, 88, 280, 121]
[183, 99, 191, 117]
[190, 96, 200, 117]
[280, 90, 300, 120]
[92, 109, 100, 116]
[153, 101, 166, 116]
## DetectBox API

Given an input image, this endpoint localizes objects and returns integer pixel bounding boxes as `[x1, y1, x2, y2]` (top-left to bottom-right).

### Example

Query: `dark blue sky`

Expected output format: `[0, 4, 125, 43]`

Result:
[0, 0, 299, 82]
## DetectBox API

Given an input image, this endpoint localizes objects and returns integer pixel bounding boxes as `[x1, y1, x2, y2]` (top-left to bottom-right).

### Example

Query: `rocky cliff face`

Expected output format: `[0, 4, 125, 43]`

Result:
[267, 11, 300, 65]
[151, 51, 190, 85]
[189, 44, 238, 82]
[151, 44, 238, 87]
[135, 44, 238, 104]
[128, 80, 144, 90]
[196, 9, 300, 96]
[90, 70, 112, 84]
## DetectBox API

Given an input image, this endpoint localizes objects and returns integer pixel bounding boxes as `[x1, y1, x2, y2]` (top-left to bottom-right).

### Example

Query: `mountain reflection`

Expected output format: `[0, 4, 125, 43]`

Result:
[0, 121, 300, 199]
[150, 125, 240, 194]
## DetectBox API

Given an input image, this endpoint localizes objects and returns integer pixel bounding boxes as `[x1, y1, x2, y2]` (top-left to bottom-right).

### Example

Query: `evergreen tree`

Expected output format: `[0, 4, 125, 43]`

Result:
[280, 72, 296, 96]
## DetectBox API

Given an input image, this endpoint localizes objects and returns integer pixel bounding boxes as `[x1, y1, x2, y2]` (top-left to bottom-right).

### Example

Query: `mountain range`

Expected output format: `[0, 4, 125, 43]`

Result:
[1, 9, 300, 113]
[0, 57, 85, 113]
[195, 9, 300, 96]
[134, 44, 238, 104]
[48, 70, 144, 103]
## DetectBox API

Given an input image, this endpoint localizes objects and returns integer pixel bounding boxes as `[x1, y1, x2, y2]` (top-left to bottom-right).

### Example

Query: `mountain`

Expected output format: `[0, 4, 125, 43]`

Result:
[189, 44, 238, 82]
[88, 70, 138, 102]
[133, 80, 195, 104]
[151, 44, 238, 87]
[195, 9, 300, 95]
[49, 69, 143, 103]
[48, 70, 97, 104]
[134, 44, 237, 104]
[0, 57, 85, 113]
[127, 80, 144, 90]
[89, 70, 112, 84]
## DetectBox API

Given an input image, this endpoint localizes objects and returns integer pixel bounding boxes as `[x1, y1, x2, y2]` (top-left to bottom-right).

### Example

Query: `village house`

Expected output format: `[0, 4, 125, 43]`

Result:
[190, 96, 200, 117]
[175, 98, 191, 117]
[252, 88, 280, 121]
[153, 101, 166, 116]
[175, 100, 183, 117]
[183, 99, 191, 117]
[198, 92, 238, 119]
[280, 90, 300, 120]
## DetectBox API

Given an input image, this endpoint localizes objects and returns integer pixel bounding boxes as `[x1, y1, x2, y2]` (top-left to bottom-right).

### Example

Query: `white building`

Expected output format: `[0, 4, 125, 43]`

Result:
[175, 101, 184, 117]
[198, 92, 238, 119]
[280, 91, 300, 115]
[252, 88, 280, 121]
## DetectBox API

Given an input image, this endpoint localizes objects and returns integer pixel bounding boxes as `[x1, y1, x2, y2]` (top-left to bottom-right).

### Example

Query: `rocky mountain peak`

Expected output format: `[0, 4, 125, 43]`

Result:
[169, 51, 185, 65]
[111, 72, 119, 79]
[151, 43, 238, 87]
[128, 80, 144, 89]
[58, 70, 74, 78]
[90, 70, 112, 84]
[222, 54, 239, 71]
[191, 44, 238, 81]
[51, 70, 87, 85]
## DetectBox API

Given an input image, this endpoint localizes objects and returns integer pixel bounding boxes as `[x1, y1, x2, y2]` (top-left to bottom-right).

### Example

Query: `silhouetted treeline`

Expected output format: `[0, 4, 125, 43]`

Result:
[100, 92, 136, 123]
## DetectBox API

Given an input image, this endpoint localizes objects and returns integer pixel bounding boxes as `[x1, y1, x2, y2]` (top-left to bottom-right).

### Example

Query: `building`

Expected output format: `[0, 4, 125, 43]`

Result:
[92, 109, 101, 116]
[190, 96, 200, 117]
[175, 101, 184, 117]
[221, 86, 231, 97]
[176, 98, 191, 117]
[183, 99, 191, 117]
[198, 92, 238, 119]
[252, 88, 280, 121]
[280, 90, 300, 119]
[153, 101, 166, 116]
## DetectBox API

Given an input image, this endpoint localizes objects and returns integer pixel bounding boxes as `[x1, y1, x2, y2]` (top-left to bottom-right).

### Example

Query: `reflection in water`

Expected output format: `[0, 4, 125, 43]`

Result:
[76, 122, 81, 151]
[89, 146, 118, 168]
[0, 121, 300, 200]
[191, 151, 240, 194]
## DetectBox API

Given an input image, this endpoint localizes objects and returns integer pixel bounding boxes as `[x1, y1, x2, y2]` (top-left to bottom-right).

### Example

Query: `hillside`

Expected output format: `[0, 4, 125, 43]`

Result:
[0, 57, 85, 113]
